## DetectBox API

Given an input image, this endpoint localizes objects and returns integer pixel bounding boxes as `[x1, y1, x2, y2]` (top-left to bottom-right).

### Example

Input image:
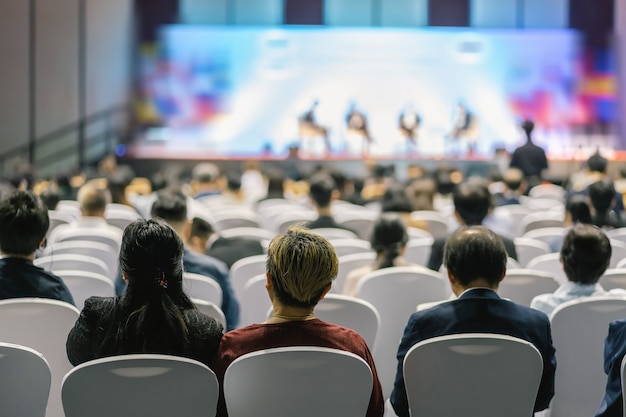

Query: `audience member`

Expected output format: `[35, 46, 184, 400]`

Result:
[494, 168, 526, 206]
[589, 180, 625, 229]
[212, 226, 383, 417]
[390, 226, 555, 417]
[427, 180, 517, 271]
[190, 162, 222, 199]
[509, 119, 548, 189]
[66, 219, 223, 366]
[0, 190, 74, 304]
[531, 225, 612, 316]
[566, 195, 593, 225]
[305, 175, 356, 233]
[597, 317, 626, 416]
[343, 214, 415, 296]
[149, 190, 240, 330]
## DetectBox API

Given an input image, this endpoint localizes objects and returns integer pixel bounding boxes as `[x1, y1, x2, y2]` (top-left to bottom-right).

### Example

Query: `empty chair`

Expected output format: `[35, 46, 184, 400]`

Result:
[35, 253, 110, 279]
[356, 266, 447, 398]
[499, 269, 560, 307]
[192, 299, 227, 330]
[522, 227, 567, 252]
[314, 294, 380, 350]
[223, 347, 373, 417]
[600, 269, 626, 291]
[527, 252, 567, 285]
[401, 333, 543, 417]
[229, 254, 266, 302]
[240, 274, 271, 327]
[514, 237, 552, 267]
[62, 354, 219, 417]
[334, 211, 377, 240]
[409, 210, 449, 238]
[212, 210, 262, 232]
[404, 237, 435, 267]
[607, 228, 626, 245]
[334, 252, 377, 295]
[310, 227, 358, 240]
[549, 296, 626, 417]
[0, 342, 51, 417]
[43, 240, 118, 281]
[54, 270, 116, 309]
[219, 227, 275, 242]
[104, 209, 142, 231]
[0, 298, 80, 417]
[611, 239, 626, 268]
[521, 212, 565, 234]
[184, 272, 223, 306]
[329, 238, 374, 257]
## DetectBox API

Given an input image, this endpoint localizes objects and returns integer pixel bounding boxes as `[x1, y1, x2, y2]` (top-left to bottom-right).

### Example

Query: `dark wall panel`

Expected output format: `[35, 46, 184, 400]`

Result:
[284, 0, 323, 24]
[569, 0, 614, 47]
[428, 0, 469, 27]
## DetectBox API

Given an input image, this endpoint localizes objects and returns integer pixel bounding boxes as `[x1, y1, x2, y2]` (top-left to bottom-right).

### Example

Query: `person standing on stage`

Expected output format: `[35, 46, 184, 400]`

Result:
[509, 119, 548, 190]
[299, 100, 331, 153]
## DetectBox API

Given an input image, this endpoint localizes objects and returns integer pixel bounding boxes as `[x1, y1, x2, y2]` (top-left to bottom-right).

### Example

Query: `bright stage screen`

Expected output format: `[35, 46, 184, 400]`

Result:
[138, 26, 592, 158]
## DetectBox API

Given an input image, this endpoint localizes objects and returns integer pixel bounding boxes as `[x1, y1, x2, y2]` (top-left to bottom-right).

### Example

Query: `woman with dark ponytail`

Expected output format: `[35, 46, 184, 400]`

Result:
[342, 213, 414, 296]
[66, 219, 223, 366]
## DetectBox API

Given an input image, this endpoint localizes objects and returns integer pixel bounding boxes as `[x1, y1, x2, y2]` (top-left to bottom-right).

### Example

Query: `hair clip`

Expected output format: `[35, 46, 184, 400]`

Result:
[156, 271, 168, 289]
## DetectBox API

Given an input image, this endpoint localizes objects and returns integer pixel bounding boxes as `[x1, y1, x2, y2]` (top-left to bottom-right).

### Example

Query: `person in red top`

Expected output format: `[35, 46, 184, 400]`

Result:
[212, 226, 384, 417]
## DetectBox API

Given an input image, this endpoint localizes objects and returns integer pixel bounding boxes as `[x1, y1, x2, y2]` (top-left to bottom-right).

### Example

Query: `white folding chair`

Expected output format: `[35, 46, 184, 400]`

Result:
[104, 208, 142, 230]
[514, 238, 551, 268]
[407, 227, 433, 240]
[44, 240, 119, 281]
[404, 237, 435, 267]
[610, 240, 626, 269]
[183, 272, 223, 306]
[54, 270, 116, 309]
[229, 254, 267, 302]
[600, 269, 626, 291]
[528, 184, 566, 200]
[47, 210, 75, 234]
[607, 228, 626, 245]
[526, 253, 567, 285]
[409, 210, 449, 238]
[549, 296, 626, 417]
[310, 227, 358, 240]
[191, 299, 227, 332]
[522, 227, 567, 252]
[0, 298, 80, 417]
[356, 266, 447, 398]
[212, 210, 262, 232]
[403, 333, 543, 417]
[240, 274, 271, 327]
[219, 227, 276, 242]
[521, 212, 564, 234]
[62, 354, 219, 417]
[224, 347, 373, 417]
[329, 238, 374, 257]
[334, 210, 378, 240]
[0, 342, 51, 417]
[520, 196, 565, 212]
[334, 252, 376, 295]
[272, 211, 317, 234]
[50, 227, 122, 254]
[35, 253, 110, 279]
[315, 294, 380, 350]
[500, 269, 560, 307]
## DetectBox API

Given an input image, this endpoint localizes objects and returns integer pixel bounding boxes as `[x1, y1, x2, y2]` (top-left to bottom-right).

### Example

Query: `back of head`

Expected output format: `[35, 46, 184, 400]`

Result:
[560, 224, 611, 284]
[566, 195, 592, 225]
[443, 226, 507, 287]
[588, 180, 615, 213]
[381, 184, 413, 213]
[191, 163, 220, 184]
[267, 226, 338, 308]
[77, 184, 109, 216]
[0, 190, 49, 256]
[370, 214, 408, 268]
[225, 172, 242, 193]
[521, 120, 535, 141]
[308, 175, 336, 208]
[503, 168, 524, 192]
[151, 189, 188, 226]
[189, 217, 214, 241]
[453, 180, 492, 226]
[587, 152, 608, 174]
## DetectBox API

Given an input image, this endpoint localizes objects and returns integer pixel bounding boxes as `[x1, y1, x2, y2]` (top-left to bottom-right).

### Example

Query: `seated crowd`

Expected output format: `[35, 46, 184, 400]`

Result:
[3, 148, 626, 417]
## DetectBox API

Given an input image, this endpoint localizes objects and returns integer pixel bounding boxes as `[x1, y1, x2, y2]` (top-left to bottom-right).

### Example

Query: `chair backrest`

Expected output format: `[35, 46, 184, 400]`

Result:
[219, 227, 275, 242]
[0, 298, 80, 417]
[104, 209, 142, 230]
[192, 299, 227, 330]
[328, 238, 374, 257]
[223, 347, 373, 417]
[600, 269, 626, 291]
[47, 210, 74, 234]
[549, 296, 626, 417]
[520, 195, 565, 212]
[229, 254, 267, 302]
[514, 237, 551, 267]
[528, 183, 566, 200]
[333, 252, 377, 294]
[410, 211, 449, 238]
[499, 269, 560, 307]
[607, 227, 626, 245]
[522, 227, 566, 251]
[53, 227, 121, 253]
[54, 270, 116, 309]
[212, 210, 262, 232]
[356, 266, 448, 398]
[183, 272, 223, 306]
[404, 237, 435, 267]
[315, 294, 380, 350]
[334, 211, 377, 240]
[240, 274, 271, 327]
[526, 252, 567, 285]
[62, 354, 219, 417]
[272, 211, 317, 234]
[310, 227, 358, 240]
[521, 212, 564, 234]
[44, 240, 119, 280]
[403, 333, 543, 417]
[35, 253, 110, 279]
[610, 240, 626, 269]
[0, 342, 51, 417]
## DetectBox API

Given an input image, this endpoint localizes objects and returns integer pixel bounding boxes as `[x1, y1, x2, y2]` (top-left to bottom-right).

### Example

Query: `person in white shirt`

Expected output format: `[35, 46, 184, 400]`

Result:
[531, 224, 611, 316]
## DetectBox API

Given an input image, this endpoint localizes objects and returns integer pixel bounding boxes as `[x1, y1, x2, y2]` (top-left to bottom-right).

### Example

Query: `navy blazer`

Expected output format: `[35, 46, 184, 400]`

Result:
[390, 288, 556, 417]
[596, 318, 626, 417]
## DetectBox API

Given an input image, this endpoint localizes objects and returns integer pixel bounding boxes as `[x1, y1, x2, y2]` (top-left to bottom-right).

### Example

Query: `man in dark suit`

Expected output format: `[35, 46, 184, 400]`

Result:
[509, 119, 548, 190]
[304, 175, 357, 234]
[596, 318, 626, 417]
[427, 179, 517, 271]
[391, 226, 556, 417]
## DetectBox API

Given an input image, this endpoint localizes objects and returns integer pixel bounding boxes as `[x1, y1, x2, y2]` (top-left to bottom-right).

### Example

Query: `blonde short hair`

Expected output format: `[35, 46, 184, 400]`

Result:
[267, 226, 338, 308]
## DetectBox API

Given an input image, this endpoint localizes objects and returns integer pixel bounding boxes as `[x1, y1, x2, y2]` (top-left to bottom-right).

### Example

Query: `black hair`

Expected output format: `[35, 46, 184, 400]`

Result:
[566, 195, 592, 225]
[444, 226, 507, 287]
[453, 181, 492, 226]
[225, 172, 241, 192]
[190, 217, 214, 240]
[381, 184, 413, 213]
[0, 190, 49, 256]
[587, 152, 608, 173]
[589, 180, 616, 227]
[99, 219, 222, 357]
[522, 120, 535, 141]
[309, 175, 336, 208]
[370, 214, 409, 268]
[151, 189, 188, 223]
[560, 224, 611, 284]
